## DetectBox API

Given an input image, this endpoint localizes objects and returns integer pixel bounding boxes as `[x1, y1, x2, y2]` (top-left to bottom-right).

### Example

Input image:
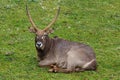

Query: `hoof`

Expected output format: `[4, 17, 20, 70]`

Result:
[48, 65, 59, 73]
[48, 68, 54, 72]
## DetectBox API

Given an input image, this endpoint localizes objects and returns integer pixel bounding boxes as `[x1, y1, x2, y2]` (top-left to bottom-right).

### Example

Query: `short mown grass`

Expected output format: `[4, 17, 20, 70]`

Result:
[0, 0, 120, 80]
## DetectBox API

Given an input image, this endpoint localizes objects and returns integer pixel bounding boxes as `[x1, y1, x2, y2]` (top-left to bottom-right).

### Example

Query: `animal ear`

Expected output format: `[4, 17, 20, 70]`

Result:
[28, 27, 37, 33]
[44, 28, 54, 34]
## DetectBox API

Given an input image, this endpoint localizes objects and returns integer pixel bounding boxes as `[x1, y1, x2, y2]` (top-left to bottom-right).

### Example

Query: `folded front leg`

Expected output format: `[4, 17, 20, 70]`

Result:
[38, 60, 55, 67]
[51, 65, 75, 73]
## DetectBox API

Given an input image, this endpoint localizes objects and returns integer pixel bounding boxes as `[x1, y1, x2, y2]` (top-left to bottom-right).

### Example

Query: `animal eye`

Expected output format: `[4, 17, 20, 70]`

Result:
[41, 36, 45, 40]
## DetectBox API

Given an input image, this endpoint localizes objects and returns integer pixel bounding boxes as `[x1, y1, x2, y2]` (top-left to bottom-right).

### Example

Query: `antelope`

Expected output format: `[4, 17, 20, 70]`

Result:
[26, 6, 97, 73]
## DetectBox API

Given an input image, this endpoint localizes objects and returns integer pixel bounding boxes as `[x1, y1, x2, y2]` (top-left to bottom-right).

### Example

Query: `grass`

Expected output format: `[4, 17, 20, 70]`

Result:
[0, 0, 120, 80]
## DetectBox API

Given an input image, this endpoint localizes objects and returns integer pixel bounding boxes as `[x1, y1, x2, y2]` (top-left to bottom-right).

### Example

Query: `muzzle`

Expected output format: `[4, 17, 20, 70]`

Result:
[36, 42, 43, 48]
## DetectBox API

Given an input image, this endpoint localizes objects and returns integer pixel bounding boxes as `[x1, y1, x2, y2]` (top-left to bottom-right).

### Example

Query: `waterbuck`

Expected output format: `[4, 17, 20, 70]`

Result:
[26, 6, 97, 73]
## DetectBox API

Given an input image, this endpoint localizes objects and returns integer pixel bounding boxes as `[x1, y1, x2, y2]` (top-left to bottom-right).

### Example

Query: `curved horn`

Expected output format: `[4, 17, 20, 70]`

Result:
[43, 7, 60, 31]
[26, 5, 38, 31]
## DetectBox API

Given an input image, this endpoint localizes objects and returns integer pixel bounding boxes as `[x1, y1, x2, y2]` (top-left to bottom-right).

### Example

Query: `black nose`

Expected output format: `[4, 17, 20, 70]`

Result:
[37, 42, 41, 46]
[36, 42, 43, 47]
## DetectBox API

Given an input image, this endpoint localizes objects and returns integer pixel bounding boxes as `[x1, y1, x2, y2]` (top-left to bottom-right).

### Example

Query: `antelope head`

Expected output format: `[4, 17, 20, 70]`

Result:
[26, 5, 60, 49]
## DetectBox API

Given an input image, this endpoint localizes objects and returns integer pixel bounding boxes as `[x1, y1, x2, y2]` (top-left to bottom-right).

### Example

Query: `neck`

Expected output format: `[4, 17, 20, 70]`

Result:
[36, 36, 54, 60]
[44, 36, 53, 53]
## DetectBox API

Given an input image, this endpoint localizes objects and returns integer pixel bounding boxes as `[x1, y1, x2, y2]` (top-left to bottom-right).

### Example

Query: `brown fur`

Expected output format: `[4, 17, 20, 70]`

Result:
[26, 6, 97, 73]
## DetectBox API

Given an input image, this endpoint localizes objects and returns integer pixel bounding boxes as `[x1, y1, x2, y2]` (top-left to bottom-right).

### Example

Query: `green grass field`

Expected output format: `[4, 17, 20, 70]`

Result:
[0, 0, 120, 80]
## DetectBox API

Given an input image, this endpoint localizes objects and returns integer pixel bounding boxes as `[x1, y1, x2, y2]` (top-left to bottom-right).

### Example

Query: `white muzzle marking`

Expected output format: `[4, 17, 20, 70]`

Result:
[36, 42, 43, 48]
